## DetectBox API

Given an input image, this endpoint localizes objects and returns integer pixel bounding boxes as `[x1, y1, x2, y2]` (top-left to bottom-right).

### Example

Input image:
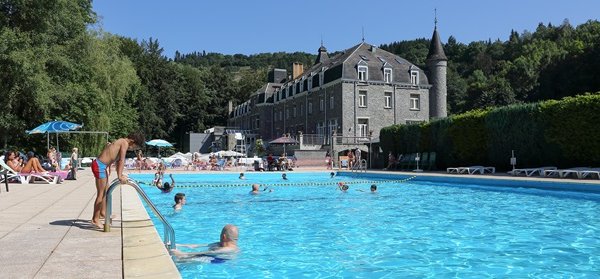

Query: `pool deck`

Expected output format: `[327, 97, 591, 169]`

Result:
[0, 171, 179, 279]
[0, 167, 598, 278]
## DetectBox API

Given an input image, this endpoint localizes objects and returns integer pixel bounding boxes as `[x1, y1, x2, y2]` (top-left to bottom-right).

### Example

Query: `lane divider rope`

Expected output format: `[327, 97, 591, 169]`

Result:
[135, 176, 417, 188]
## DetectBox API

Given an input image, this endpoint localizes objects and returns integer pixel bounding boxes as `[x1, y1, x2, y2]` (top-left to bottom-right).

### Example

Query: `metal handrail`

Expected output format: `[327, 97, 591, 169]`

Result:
[104, 178, 176, 250]
[350, 159, 367, 173]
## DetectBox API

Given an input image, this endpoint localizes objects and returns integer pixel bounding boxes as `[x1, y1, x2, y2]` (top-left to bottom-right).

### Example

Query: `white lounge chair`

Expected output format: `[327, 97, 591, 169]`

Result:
[578, 168, 600, 180]
[446, 167, 461, 174]
[0, 159, 59, 184]
[544, 167, 591, 179]
[448, 166, 495, 175]
[511, 166, 557, 177]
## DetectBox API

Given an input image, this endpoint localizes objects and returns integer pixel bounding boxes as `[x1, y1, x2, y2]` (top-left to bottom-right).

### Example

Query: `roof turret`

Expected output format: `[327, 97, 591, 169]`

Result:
[427, 27, 447, 61]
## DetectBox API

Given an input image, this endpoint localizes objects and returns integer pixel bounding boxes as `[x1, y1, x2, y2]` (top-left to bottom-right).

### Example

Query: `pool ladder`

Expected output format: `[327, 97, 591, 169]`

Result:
[351, 159, 368, 173]
[104, 178, 176, 250]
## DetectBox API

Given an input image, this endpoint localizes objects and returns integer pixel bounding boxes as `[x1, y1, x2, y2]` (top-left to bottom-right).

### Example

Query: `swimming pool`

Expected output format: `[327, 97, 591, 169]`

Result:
[130, 172, 600, 278]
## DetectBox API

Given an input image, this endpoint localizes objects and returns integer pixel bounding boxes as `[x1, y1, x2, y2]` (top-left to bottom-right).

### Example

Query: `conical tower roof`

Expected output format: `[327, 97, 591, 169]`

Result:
[427, 27, 447, 61]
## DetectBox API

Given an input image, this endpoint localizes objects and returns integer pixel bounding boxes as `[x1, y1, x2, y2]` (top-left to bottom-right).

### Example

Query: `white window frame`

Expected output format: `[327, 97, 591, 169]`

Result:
[410, 71, 419, 85]
[384, 68, 392, 83]
[384, 92, 392, 109]
[329, 96, 334, 109]
[358, 65, 368, 81]
[320, 99, 324, 111]
[293, 106, 297, 118]
[300, 78, 304, 92]
[308, 102, 313, 114]
[279, 110, 283, 120]
[319, 72, 324, 86]
[316, 122, 326, 137]
[308, 76, 313, 90]
[410, 94, 420, 110]
[328, 119, 338, 141]
[358, 91, 367, 108]
[286, 109, 290, 119]
[357, 118, 369, 138]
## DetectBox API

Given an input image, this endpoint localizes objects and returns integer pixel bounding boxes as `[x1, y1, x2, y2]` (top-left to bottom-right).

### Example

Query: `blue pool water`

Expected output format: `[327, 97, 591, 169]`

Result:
[130, 172, 600, 278]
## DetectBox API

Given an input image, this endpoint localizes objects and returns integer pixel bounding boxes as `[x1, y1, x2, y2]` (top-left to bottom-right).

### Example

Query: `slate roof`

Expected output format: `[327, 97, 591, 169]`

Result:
[427, 27, 447, 61]
[284, 42, 429, 86]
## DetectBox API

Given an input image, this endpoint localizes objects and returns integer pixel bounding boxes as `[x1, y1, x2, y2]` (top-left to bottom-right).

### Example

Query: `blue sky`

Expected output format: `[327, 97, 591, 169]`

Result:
[93, 0, 600, 58]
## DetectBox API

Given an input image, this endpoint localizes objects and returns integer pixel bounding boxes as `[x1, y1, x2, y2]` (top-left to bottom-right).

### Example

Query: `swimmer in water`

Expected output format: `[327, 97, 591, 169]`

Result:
[171, 224, 239, 262]
[337, 182, 349, 192]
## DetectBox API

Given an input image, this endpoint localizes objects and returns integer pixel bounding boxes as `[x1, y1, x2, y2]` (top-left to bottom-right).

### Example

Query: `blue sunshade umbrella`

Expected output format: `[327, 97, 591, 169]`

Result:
[27, 121, 83, 151]
[146, 139, 174, 157]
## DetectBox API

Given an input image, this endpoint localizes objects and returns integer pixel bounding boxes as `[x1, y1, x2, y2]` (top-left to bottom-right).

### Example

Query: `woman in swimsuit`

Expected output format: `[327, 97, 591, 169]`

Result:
[5, 151, 46, 173]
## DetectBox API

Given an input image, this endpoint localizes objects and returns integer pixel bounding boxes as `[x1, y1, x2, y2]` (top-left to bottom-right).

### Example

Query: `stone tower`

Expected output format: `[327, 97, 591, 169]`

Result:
[426, 24, 448, 119]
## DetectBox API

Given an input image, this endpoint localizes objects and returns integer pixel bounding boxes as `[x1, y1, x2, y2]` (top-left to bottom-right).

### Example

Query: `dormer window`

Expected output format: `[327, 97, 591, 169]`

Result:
[308, 75, 313, 90]
[319, 72, 324, 86]
[300, 78, 304, 92]
[409, 66, 419, 85]
[384, 68, 392, 83]
[410, 71, 419, 85]
[358, 65, 368, 81]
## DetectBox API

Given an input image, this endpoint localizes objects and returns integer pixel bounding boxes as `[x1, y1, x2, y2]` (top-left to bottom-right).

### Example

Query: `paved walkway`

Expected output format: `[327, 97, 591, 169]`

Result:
[0, 172, 123, 278]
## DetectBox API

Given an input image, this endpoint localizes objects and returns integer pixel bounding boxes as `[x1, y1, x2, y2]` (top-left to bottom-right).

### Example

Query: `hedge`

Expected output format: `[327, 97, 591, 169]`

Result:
[380, 92, 600, 170]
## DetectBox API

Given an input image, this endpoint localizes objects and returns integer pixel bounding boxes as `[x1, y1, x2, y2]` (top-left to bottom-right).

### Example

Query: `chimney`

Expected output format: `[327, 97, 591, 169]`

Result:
[292, 62, 304, 80]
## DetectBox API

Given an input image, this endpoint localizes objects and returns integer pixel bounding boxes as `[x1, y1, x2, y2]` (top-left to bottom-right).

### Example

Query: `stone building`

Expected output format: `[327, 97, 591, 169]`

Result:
[228, 27, 447, 153]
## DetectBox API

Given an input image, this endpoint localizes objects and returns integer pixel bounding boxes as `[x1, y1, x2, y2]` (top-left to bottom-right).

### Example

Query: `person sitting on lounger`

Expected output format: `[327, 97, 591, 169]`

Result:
[5, 151, 46, 173]
[385, 152, 397, 170]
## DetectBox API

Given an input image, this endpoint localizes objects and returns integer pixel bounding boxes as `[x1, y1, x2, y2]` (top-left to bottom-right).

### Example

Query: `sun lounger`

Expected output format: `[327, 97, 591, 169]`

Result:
[579, 168, 600, 179]
[544, 167, 591, 179]
[0, 159, 60, 184]
[446, 167, 461, 174]
[447, 166, 495, 175]
[511, 166, 557, 177]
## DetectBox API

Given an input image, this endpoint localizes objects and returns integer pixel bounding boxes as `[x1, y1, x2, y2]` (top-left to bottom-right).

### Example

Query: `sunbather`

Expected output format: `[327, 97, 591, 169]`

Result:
[5, 151, 46, 173]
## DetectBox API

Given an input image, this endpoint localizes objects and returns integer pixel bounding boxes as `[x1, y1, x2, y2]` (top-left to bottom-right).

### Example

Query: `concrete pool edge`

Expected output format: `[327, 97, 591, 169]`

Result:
[121, 186, 181, 279]
[339, 170, 600, 193]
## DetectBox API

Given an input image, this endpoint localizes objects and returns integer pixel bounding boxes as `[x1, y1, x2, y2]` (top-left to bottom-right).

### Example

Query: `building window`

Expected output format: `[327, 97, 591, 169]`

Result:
[300, 104, 304, 116]
[286, 109, 290, 119]
[317, 122, 326, 137]
[256, 117, 260, 128]
[308, 76, 313, 90]
[410, 71, 419, 85]
[319, 72, 324, 86]
[279, 110, 283, 120]
[308, 102, 313, 114]
[328, 119, 337, 137]
[384, 92, 392, 108]
[329, 96, 334, 109]
[300, 79, 304, 92]
[320, 99, 324, 111]
[358, 65, 368, 81]
[358, 90, 367, 107]
[293, 106, 297, 118]
[410, 94, 420, 110]
[384, 68, 392, 83]
[357, 119, 369, 138]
